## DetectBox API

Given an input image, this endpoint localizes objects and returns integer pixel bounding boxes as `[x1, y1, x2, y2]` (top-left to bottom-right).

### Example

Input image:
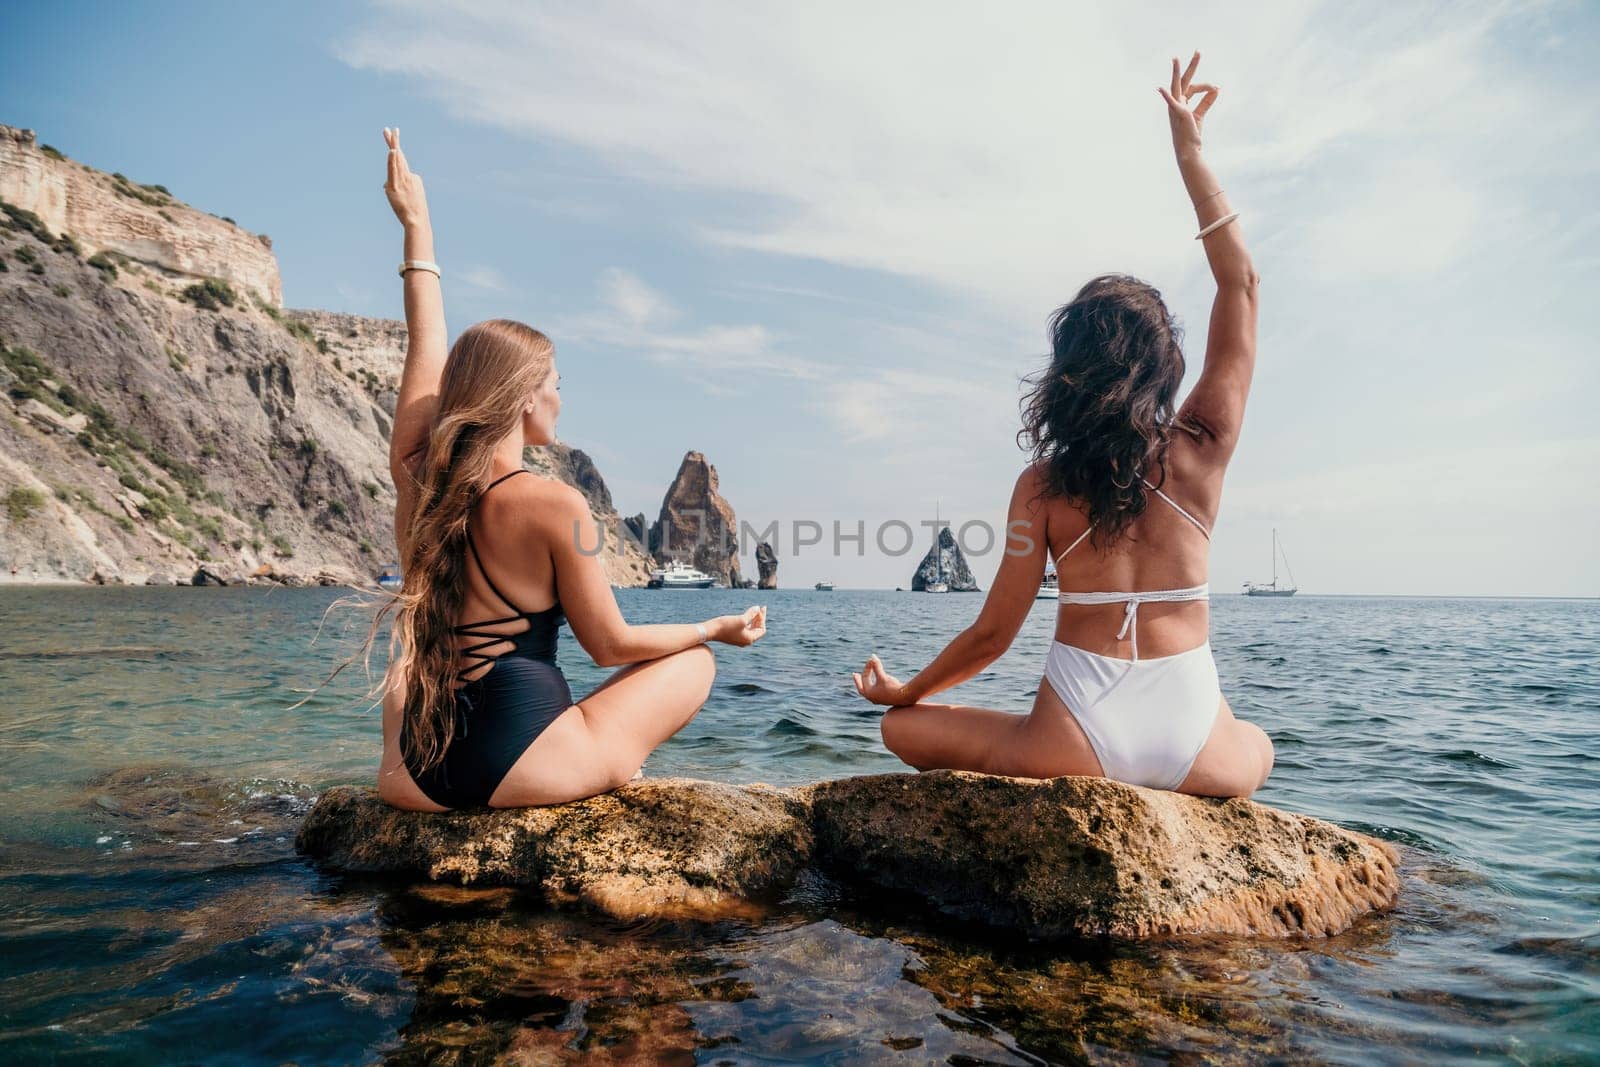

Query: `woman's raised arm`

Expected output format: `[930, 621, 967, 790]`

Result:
[382, 127, 448, 486]
[1159, 54, 1261, 458]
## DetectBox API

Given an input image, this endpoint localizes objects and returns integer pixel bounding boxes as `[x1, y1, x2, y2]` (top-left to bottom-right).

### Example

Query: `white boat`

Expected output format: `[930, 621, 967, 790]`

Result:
[1037, 567, 1059, 600]
[1243, 528, 1298, 597]
[656, 560, 716, 589]
[376, 563, 402, 591]
[924, 504, 950, 593]
[814, 580, 835, 591]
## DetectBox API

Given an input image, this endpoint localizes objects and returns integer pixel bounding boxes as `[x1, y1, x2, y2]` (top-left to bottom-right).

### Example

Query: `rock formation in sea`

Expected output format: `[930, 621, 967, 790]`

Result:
[756, 541, 778, 589]
[0, 123, 648, 587]
[911, 526, 979, 591]
[298, 770, 1401, 939]
[647, 450, 742, 587]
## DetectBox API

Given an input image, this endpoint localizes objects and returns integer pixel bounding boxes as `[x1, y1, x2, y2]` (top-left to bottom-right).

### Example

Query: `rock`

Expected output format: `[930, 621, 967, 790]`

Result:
[911, 526, 979, 591]
[649, 450, 742, 587]
[191, 565, 228, 586]
[116, 488, 147, 519]
[622, 512, 649, 547]
[297, 778, 811, 920]
[298, 771, 1399, 939]
[19, 397, 87, 435]
[804, 772, 1400, 939]
[756, 540, 778, 589]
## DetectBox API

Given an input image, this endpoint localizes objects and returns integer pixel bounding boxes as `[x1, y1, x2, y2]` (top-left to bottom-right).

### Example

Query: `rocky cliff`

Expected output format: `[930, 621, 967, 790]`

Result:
[912, 525, 979, 591]
[0, 124, 648, 588]
[648, 450, 742, 587]
[0, 125, 281, 306]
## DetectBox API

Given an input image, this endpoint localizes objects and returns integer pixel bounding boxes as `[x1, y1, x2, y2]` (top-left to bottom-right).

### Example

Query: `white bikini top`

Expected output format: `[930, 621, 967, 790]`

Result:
[1054, 479, 1211, 660]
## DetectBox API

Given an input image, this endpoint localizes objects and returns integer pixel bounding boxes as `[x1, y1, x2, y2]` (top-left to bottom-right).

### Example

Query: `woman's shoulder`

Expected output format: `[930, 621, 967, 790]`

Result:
[489, 470, 590, 524]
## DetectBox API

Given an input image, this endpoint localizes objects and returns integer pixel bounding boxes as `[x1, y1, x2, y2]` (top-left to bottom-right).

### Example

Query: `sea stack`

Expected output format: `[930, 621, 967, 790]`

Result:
[912, 526, 978, 591]
[756, 541, 778, 589]
[650, 451, 742, 587]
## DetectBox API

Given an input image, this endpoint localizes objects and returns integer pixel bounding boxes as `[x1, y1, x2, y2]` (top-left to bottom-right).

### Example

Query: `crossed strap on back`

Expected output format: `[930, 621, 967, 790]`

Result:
[1054, 479, 1212, 661]
[454, 469, 537, 674]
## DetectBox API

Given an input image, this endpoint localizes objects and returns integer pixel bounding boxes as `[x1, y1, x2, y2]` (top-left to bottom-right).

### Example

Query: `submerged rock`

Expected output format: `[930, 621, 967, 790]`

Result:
[298, 771, 1399, 940]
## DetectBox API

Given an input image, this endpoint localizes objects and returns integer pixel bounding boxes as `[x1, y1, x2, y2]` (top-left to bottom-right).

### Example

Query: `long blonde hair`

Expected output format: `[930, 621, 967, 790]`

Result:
[297, 319, 554, 774]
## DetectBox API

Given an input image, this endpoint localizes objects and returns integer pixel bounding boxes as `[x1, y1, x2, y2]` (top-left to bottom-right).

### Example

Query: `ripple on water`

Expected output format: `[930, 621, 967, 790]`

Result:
[0, 587, 1596, 1062]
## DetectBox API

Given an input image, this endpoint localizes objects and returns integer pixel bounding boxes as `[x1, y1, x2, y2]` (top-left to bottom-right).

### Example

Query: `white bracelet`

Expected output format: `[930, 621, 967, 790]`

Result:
[1194, 212, 1240, 240]
[695, 622, 709, 643]
[398, 259, 441, 278]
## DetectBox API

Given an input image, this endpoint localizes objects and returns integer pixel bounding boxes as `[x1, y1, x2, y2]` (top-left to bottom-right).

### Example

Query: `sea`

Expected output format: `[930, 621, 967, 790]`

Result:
[0, 586, 1595, 1064]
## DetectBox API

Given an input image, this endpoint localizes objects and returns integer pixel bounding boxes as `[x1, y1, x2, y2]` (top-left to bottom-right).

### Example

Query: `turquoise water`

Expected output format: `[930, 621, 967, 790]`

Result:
[0, 587, 1596, 1062]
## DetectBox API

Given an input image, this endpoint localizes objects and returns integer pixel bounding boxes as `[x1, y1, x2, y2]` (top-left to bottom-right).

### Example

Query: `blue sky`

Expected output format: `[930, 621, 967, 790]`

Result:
[4, 1, 1597, 594]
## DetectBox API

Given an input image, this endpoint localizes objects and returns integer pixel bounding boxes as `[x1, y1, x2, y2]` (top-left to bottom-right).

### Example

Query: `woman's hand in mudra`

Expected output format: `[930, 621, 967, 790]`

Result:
[382, 126, 430, 230]
[712, 605, 768, 647]
[853, 654, 909, 707]
[1157, 51, 1218, 157]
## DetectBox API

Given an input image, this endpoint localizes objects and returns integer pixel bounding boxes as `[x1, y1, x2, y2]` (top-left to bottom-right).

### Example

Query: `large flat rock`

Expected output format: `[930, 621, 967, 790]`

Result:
[296, 771, 1399, 939]
[803, 771, 1400, 939]
[297, 777, 811, 920]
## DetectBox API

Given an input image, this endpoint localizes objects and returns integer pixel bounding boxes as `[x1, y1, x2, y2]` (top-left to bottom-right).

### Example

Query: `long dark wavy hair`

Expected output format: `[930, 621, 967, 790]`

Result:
[290, 319, 554, 776]
[1017, 273, 1198, 549]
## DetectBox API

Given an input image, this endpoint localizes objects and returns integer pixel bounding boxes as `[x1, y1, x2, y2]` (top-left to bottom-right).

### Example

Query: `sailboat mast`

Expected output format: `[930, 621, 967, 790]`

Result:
[1271, 527, 1278, 586]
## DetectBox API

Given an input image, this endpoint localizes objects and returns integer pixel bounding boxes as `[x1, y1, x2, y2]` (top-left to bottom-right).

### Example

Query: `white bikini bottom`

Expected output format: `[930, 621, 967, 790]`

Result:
[1042, 639, 1222, 790]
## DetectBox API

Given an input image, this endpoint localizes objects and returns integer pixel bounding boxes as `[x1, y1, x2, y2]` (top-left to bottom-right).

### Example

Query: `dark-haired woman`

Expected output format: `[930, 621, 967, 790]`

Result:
[370, 128, 767, 812]
[852, 55, 1273, 798]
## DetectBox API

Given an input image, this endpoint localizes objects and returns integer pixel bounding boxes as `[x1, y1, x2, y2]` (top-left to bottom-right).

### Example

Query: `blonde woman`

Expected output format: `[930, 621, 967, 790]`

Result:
[372, 128, 767, 811]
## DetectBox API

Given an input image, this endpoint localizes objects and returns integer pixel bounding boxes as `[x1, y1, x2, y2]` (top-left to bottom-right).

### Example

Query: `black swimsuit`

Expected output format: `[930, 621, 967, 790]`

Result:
[402, 469, 573, 809]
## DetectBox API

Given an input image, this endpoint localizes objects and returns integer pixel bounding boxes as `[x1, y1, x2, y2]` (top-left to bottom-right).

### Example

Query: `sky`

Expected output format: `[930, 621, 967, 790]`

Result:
[3, 0, 1597, 595]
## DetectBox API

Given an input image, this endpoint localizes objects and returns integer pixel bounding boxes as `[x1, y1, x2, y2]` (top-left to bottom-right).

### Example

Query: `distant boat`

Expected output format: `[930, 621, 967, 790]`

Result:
[814, 580, 835, 591]
[925, 504, 950, 593]
[1037, 566, 1059, 600]
[1243, 528, 1298, 597]
[654, 560, 716, 589]
[376, 563, 402, 590]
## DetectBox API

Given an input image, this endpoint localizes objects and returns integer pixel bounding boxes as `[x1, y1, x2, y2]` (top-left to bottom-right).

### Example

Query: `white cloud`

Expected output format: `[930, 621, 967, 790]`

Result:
[599, 267, 677, 328]
[339, 0, 1595, 321]
[336, 0, 1600, 592]
[460, 265, 509, 291]
[553, 268, 803, 380]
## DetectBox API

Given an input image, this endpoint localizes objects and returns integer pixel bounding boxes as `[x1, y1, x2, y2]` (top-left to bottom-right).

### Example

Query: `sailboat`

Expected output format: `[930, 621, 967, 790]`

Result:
[1037, 562, 1059, 600]
[925, 504, 949, 593]
[1243, 528, 1298, 597]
